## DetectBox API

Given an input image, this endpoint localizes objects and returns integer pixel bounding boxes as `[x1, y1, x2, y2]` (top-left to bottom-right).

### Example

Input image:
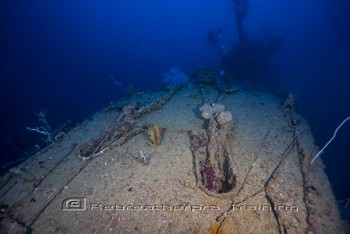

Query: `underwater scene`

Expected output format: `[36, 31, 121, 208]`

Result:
[1, 0, 350, 233]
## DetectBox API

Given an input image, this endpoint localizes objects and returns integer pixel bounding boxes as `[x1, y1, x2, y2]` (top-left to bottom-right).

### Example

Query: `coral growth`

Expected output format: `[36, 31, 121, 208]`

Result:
[191, 104, 238, 196]
[199, 103, 233, 130]
[207, 117, 219, 163]
[199, 103, 225, 119]
[190, 131, 208, 149]
[202, 160, 217, 192]
[217, 111, 233, 129]
[147, 125, 165, 146]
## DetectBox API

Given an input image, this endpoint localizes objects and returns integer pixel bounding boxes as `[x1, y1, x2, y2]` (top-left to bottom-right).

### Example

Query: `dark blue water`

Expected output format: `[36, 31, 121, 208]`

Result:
[1, 0, 349, 221]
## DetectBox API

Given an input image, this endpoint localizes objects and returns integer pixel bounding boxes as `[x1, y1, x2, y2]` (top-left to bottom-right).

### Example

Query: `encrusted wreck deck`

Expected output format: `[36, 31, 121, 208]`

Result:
[0, 85, 346, 233]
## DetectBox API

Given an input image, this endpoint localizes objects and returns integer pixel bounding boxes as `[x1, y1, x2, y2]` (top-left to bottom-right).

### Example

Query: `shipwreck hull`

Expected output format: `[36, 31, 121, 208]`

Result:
[0, 85, 346, 233]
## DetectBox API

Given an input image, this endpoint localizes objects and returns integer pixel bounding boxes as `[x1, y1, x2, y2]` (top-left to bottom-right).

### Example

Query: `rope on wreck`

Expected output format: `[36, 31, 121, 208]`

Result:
[78, 85, 183, 160]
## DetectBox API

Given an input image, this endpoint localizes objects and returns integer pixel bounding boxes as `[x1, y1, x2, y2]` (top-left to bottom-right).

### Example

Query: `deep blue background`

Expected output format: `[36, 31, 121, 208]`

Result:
[1, 0, 349, 220]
